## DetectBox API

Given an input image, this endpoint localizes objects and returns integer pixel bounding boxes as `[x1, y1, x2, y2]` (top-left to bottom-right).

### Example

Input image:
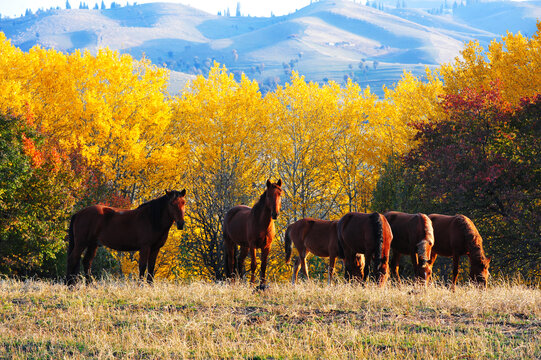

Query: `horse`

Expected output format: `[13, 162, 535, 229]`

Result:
[223, 179, 282, 290]
[384, 211, 434, 285]
[428, 213, 491, 288]
[66, 189, 186, 285]
[284, 218, 340, 284]
[337, 212, 392, 286]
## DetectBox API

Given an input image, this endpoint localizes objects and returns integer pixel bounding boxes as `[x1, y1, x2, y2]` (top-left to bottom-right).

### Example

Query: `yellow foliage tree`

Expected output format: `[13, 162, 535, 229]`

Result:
[440, 21, 541, 105]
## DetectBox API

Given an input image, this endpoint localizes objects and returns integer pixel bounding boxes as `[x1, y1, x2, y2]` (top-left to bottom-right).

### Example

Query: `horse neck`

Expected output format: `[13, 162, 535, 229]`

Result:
[459, 216, 487, 264]
[140, 196, 174, 232]
[251, 192, 272, 229]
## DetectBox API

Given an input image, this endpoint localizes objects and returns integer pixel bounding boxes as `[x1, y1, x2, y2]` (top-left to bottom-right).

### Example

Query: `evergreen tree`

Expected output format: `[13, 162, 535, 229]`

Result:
[101, 0, 106, 9]
[66, 0, 71, 9]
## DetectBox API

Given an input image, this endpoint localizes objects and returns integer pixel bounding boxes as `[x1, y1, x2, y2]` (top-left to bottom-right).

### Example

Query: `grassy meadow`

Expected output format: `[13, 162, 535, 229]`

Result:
[0, 277, 539, 359]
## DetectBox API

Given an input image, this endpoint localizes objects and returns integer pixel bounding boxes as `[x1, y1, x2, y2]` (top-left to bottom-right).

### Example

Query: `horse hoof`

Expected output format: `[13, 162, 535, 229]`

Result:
[255, 284, 269, 291]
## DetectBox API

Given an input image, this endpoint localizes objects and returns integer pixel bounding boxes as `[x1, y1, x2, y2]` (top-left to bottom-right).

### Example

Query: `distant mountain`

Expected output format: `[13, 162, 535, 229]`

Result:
[1, 0, 540, 95]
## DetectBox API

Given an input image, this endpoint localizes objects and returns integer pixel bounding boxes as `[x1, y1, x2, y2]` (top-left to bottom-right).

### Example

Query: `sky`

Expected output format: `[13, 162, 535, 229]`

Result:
[0, 0, 313, 18]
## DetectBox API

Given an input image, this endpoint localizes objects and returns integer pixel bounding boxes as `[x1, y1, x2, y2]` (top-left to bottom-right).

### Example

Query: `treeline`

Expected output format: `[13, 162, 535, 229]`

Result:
[0, 23, 539, 282]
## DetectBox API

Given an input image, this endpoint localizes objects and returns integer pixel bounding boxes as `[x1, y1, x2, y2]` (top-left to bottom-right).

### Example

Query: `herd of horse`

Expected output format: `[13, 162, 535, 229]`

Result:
[66, 180, 491, 289]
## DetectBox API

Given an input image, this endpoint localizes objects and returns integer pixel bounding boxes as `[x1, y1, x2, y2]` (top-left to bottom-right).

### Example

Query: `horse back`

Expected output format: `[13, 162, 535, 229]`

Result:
[385, 211, 431, 253]
[429, 213, 466, 257]
[338, 212, 377, 254]
[223, 205, 252, 247]
[292, 218, 338, 258]
[73, 205, 142, 251]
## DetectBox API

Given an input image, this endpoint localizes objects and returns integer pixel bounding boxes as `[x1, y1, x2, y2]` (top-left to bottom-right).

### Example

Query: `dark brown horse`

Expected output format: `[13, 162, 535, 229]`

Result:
[284, 218, 340, 284]
[223, 179, 282, 290]
[66, 190, 186, 285]
[428, 214, 491, 288]
[337, 212, 392, 286]
[384, 211, 434, 285]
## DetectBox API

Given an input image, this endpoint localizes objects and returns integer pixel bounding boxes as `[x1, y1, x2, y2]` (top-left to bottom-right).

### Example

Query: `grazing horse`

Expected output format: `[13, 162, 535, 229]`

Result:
[223, 179, 282, 290]
[284, 218, 340, 284]
[384, 211, 434, 285]
[428, 214, 491, 288]
[66, 190, 186, 285]
[337, 212, 392, 286]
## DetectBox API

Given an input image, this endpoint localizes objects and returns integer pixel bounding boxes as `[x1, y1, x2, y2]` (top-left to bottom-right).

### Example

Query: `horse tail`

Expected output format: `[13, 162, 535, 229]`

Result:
[370, 212, 384, 269]
[284, 226, 293, 264]
[336, 215, 347, 259]
[67, 214, 76, 256]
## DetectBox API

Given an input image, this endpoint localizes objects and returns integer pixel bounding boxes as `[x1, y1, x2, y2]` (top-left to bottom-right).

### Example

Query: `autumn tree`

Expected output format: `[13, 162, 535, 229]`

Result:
[0, 110, 77, 277]
[169, 65, 272, 280]
[440, 21, 541, 105]
[376, 85, 541, 280]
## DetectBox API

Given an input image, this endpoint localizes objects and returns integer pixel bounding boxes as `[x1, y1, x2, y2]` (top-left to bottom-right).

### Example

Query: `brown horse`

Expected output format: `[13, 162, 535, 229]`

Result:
[384, 211, 434, 285]
[284, 218, 340, 284]
[66, 190, 186, 285]
[337, 212, 392, 286]
[223, 179, 282, 290]
[428, 214, 491, 287]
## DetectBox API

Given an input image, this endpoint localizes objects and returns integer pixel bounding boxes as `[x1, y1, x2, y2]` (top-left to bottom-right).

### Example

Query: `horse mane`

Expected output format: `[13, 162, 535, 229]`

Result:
[417, 213, 434, 263]
[137, 195, 169, 231]
[455, 214, 487, 264]
[370, 212, 384, 268]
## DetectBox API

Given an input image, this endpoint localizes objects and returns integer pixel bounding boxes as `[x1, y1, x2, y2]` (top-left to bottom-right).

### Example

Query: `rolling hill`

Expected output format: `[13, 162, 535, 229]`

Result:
[1, 0, 540, 95]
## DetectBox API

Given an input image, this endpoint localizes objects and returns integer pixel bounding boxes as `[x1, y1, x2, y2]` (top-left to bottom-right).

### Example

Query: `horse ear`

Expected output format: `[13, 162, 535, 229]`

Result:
[179, 189, 186, 197]
[277, 179, 282, 187]
[266, 179, 271, 188]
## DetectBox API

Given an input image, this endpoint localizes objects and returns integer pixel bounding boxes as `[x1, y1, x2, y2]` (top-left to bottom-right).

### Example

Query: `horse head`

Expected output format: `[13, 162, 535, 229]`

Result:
[416, 239, 434, 285]
[471, 256, 490, 287]
[165, 189, 187, 230]
[265, 179, 282, 220]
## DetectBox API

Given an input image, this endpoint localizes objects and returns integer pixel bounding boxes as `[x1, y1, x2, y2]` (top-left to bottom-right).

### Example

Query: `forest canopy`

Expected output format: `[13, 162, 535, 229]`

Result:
[0, 22, 539, 282]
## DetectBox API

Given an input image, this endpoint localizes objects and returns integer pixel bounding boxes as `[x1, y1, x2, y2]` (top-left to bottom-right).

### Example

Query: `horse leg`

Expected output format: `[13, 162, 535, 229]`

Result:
[345, 254, 362, 282]
[146, 248, 160, 284]
[66, 243, 85, 286]
[390, 251, 401, 283]
[249, 247, 258, 284]
[237, 246, 249, 279]
[452, 254, 460, 290]
[259, 246, 270, 289]
[223, 241, 236, 279]
[328, 256, 336, 285]
[428, 252, 438, 284]
[363, 252, 372, 283]
[138, 247, 151, 282]
[291, 257, 301, 284]
[82, 242, 98, 283]
[300, 252, 309, 281]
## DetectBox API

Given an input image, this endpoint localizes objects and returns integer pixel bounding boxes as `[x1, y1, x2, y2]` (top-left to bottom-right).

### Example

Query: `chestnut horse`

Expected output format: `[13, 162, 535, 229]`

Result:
[66, 190, 186, 285]
[384, 211, 434, 285]
[284, 218, 340, 284]
[428, 214, 491, 287]
[337, 212, 392, 286]
[223, 179, 282, 290]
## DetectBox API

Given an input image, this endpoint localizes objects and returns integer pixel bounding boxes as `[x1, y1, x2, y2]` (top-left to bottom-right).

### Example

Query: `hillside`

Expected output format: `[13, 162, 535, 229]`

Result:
[1, 0, 540, 94]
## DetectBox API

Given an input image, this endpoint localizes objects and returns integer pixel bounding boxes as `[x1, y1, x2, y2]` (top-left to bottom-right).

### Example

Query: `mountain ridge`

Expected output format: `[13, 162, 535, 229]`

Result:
[1, 0, 540, 95]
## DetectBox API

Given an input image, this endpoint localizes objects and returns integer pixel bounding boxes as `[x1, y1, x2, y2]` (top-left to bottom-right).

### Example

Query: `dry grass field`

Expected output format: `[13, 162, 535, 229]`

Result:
[0, 277, 539, 359]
